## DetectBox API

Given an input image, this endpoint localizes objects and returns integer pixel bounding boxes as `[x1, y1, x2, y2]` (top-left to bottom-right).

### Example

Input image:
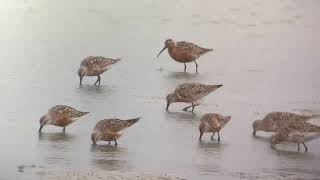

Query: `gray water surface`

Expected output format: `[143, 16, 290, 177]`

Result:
[0, 0, 320, 179]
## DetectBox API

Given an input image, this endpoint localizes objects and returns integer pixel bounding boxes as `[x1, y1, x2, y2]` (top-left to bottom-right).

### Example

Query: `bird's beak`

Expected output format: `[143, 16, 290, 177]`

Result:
[270, 144, 276, 149]
[199, 131, 204, 141]
[79, 77, 83, 85]
[91, 134, 97, 146]
[39, 124, 44, 133]
[166, 102, 170, 111]
[157, 46, 167, 58]
[252, 131, 256, 136]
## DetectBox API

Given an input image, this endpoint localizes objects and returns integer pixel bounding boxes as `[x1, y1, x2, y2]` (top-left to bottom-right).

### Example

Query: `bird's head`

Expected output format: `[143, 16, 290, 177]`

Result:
[252, 119, 262, 136]
[91, 132, 101, 145]
[157, 39, 175, 58]
[77, 67, 86, 85]
[39, 115, 50, 133]
[166, 93, 176, 111]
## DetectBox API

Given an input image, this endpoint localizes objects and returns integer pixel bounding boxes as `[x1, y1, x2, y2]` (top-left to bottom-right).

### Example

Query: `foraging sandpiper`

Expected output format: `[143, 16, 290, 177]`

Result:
[166, 83, 223, 112]
[270, 121, 320, 152]
[78, 56, 121, 85]
[199, 113, 231, 141]
[252, 112, 319, 136]
[39, 105, 89, 133]
[91, 117, 141, 146]
[157, 39, 213, 72]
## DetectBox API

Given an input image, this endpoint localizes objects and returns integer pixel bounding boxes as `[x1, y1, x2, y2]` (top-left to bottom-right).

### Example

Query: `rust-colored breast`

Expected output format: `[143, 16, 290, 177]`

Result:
[168, 48, 196, 63]
[53, 117, 73, 127]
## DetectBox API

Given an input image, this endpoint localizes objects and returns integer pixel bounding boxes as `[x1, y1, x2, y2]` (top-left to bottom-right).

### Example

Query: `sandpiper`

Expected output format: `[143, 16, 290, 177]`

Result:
[270, 121, 320, 152]
[39, 105, 89, 133]
[166, 83, 223, 112]
[91, 117, 141, 146]
[78, 56, 121, 85]
[157, 39, 213, 72]
[252, 112, 319, 136]
[199, 113, 231, 141]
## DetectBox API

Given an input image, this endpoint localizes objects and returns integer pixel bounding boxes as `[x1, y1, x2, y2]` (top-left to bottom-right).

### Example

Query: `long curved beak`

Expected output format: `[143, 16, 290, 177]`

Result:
[166, 102, 170, 111]
[157, 46, 167, 58]
[39, 124, 44, 133]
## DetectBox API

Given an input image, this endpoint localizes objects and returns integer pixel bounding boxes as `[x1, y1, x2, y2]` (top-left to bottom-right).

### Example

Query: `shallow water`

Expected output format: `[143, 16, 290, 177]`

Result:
[0, 0, 320, 179]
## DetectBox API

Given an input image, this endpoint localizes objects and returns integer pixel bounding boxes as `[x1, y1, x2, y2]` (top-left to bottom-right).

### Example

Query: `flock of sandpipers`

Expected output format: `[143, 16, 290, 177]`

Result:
[38, 39, 320, 152]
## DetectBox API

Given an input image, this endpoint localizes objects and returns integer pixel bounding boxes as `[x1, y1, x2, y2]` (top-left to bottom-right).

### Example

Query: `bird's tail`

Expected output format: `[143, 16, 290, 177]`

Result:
[112, 58, 122, 64]
[200, 48, 213, 55]
[208, 84, 223, 92]
[79, 111, 90, 117]
[124, 117, 141, 127]
[310, 114, 320, 119]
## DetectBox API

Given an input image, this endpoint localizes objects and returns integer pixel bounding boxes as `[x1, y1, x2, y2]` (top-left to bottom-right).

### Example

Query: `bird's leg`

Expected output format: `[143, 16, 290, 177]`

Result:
[184, 63, 186, 72]
[182, 103, 200, 111]
[217, 131, 221, 142]
[62, 127, 66, 132]
[98, 75, 101, 85]
[114, 140, 118, 146]
[79, 77, 83, 86]
[191, 102, 195, 112]
[94, 76, 99, 85]
[194, 60, 198, 73]
[211, 133, 215, 140]
[297, 143, 300, 151]
[302, 143, 308, 152]
[94, 75, 101, 85]
[108, 141, 110, 145]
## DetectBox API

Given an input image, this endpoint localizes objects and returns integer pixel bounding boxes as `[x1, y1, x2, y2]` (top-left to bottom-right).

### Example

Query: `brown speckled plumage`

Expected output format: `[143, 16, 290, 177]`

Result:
[157, 39, 213, 72]
[252, 112, 319, 135]
[78, 56, 121, 85]
[199, 113, 231, 141]
[91, 117, 141, 145]
[166, 83, 223, 111]
[270, 121, 320, 152]
[39, 105, 89, 133]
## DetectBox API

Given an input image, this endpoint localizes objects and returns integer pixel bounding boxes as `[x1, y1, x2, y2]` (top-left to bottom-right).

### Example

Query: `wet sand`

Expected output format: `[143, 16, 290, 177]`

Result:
[17, 166, 185, 180]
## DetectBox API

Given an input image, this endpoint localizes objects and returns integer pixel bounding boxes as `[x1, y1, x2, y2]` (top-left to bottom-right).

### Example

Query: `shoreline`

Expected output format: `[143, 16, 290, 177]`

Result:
[17, 165, 186, 180]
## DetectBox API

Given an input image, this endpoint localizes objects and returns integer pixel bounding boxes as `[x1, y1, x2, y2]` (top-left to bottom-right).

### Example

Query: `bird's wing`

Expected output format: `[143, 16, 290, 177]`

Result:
[263, 112, 310, 127]
[98, 119, 133, 133]
[49, 105, 88, 119]
[201, 113, 222, 128]
[176, 41, 201, 55]
[175, 83, 212, 99]
[288, 122, 320, 133]
[82, 56, 120, 70]
[177, 41, 211, 56]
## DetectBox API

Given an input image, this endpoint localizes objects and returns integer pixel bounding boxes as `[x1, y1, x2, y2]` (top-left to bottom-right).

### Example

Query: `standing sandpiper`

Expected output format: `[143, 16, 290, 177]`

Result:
[39, 105, 89, 133]
[91, 117, 141, 146]
[199, 113, 231, 141]
[270, 121, 320, 152]
[166, 83, 223, 112]
[157, 39, 213, 72]
[78, 56, 121, 85]
[252, 112, 319, 136]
